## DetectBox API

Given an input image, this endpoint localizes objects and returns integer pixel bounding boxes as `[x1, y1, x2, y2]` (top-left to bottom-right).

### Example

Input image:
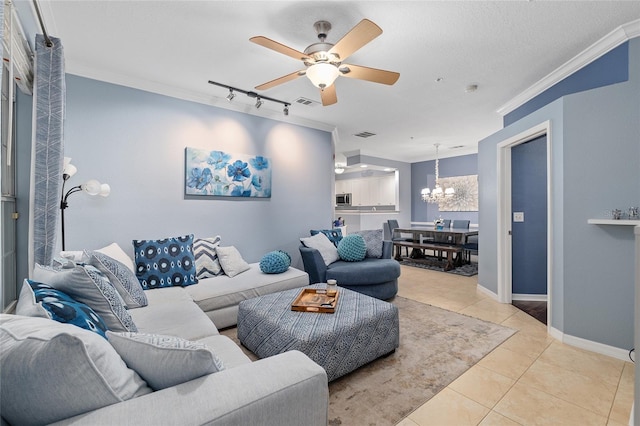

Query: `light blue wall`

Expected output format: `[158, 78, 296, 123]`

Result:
[61, 75, 333, 268]
[411, 154, 478, 224]
[478, 38, 640, 350]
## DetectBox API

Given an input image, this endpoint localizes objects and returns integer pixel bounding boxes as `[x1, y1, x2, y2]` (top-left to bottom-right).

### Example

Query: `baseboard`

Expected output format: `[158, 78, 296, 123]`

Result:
[549, 325, 631, 362]
[512, 294, 548, 302]
[477, 284, 498, 299]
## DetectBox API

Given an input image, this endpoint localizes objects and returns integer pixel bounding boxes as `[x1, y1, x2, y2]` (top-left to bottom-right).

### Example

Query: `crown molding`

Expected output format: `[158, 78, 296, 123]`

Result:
[65, 64, 337, 134]
[497, 19, 640, 116]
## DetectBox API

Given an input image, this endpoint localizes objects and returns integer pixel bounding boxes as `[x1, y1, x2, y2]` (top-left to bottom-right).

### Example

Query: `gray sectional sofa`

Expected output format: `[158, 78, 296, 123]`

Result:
[0, 245, 328, 425]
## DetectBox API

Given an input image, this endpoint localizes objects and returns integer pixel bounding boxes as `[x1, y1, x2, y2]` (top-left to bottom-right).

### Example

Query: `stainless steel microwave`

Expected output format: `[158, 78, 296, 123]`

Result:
[336, 193, 352, 206]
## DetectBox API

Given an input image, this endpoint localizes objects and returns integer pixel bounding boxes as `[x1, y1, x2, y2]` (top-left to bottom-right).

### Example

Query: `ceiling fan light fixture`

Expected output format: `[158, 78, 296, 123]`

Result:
[306, 62, 340, 89]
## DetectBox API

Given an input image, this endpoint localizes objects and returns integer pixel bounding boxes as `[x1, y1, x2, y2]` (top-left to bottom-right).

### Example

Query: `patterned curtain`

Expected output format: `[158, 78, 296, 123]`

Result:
[29, 34, 65, 269]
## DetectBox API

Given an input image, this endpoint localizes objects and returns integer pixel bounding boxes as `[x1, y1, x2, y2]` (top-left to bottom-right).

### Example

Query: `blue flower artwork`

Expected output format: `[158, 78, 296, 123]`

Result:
[185, 147, 272, 198]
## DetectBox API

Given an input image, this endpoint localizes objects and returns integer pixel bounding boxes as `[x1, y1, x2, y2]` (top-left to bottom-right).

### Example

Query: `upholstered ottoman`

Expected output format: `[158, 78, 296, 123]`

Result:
[237, 284, 399, 382]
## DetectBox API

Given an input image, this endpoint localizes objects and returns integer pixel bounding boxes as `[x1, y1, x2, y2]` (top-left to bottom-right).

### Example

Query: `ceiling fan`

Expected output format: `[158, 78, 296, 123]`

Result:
[250, 19, 400, 106]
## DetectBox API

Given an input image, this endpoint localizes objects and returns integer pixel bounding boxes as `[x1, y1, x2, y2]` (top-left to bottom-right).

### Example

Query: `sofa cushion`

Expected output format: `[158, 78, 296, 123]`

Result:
[128, 293, 219, 341]
[259, 250, 291, 274]
[326, 258, 401, 286]
[89, 251, 148, 308]
[33, 264, 137, 332]
[0, 314, 151, 426]
[185, 264, 309, 314]
[216, 246, 251, 277]
[107, 331, 225, 390]
[16, 280, 109, 338]
[133, 234, 198, 289]
[310, 229, 343, 247]
[194, 236, 223, 279]
[196, 334, 253, 369]
[300, 232, 339, 265]
[354, 229, 384, 258]
[337, 234, 367, 262]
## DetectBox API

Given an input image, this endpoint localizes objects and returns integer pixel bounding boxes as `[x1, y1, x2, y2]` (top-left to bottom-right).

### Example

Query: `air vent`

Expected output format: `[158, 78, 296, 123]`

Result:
[294, 97, 320, 106]
[354, 131, 376, 138]
[449, 145, 465, 149]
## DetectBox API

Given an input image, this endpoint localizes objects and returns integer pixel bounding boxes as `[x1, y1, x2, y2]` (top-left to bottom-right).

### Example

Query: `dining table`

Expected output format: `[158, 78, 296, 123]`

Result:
[393, 227, 478, 270]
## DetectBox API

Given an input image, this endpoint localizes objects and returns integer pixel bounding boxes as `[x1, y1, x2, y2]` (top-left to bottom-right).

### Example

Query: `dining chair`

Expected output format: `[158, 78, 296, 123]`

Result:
[387, 219, 413, 257]
[462, 234, 478, 264]
[451, 220, 470, 229]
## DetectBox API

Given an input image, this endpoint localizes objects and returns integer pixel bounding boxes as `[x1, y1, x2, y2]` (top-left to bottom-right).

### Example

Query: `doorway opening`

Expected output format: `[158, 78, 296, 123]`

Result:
[496, 121, 553, 329]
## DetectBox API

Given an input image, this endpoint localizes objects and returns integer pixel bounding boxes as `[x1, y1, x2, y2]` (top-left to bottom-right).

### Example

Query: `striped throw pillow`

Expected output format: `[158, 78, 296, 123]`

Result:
[193, 236, 223, 279]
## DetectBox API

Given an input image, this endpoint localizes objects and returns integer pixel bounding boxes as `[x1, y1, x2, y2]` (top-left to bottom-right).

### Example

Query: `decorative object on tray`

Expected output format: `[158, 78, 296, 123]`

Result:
[185, 147, 271, 198]
[291, 288, 339, 313]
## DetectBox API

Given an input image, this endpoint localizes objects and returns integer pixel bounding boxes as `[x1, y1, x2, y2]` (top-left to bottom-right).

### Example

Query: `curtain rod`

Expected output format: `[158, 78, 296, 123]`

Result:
[32, 0, 53, 47]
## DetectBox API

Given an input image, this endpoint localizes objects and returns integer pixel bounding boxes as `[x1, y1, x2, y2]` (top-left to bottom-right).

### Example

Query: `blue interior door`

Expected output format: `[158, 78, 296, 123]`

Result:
[511, 135, 547, 295]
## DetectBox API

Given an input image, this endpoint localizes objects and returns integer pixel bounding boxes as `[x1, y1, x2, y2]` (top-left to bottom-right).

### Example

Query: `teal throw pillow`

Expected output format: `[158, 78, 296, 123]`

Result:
[337, 234, 367, 262]
[259, 250, 291, 274]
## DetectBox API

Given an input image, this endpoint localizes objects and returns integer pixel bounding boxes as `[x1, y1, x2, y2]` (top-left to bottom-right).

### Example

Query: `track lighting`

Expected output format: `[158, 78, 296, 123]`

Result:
[208, 81, 291, 114]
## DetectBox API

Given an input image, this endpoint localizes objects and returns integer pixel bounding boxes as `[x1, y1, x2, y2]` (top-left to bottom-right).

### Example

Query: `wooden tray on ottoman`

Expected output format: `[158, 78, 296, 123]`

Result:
[291, 288, 339, 313]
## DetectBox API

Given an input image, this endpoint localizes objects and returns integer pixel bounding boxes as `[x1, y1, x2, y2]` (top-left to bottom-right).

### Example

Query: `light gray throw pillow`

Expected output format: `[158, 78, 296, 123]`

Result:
[216, 245, 251, 277]
[0, 314, 150, 426]
[355, 229, 384, 258]
[107, 331, 225, 390]
[300, 232, 340, 265]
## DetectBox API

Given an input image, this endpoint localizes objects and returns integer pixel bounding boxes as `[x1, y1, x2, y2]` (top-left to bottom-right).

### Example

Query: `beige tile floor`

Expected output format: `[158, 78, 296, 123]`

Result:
[394, 265, 634, 426]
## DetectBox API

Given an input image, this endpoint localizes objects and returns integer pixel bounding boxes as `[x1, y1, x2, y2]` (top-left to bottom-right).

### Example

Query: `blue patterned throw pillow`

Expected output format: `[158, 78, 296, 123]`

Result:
[310, 229, 343, 247]
[133, 234, 198, 289]
[337, 234, 367, 262]
[24, 280, 109, 338]
[259, 250, 291, 274]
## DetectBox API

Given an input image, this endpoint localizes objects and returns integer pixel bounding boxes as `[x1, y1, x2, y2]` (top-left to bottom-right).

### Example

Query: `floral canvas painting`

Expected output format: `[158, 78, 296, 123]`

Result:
[185, 147, 272, 198]
[437, 174, 478, 211]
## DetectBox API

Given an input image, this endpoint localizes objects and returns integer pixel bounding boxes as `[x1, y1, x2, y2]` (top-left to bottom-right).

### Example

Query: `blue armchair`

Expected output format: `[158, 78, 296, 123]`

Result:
[299, 240, 400, 300]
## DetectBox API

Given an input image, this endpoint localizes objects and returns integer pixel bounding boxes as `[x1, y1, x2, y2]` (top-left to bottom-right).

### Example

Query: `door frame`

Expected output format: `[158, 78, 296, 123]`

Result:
[496, 121, 553, 328]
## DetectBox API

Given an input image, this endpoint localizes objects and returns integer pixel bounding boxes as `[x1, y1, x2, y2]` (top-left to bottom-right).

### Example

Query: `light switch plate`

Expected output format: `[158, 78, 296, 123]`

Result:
[513, 212, 525, 222]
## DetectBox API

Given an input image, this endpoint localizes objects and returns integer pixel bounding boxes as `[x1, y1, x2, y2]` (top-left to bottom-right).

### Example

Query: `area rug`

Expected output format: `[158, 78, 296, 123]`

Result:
[222, 297, 514, 426]
[400, 258, 478, 276]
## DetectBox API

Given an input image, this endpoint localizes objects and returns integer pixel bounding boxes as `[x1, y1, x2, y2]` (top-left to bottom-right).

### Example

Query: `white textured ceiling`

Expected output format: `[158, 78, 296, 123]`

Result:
[35, 1, 640, 163]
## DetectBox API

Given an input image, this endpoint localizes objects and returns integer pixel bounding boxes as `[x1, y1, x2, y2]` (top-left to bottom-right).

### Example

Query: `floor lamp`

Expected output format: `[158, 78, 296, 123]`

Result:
[60, 158, 110, 251]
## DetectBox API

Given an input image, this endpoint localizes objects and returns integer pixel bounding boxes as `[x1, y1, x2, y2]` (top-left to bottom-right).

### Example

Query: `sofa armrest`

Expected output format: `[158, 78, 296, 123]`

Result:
[382, 240, 393, 259]
[53, 350, 328, 426]
[299, 245, 328, 284]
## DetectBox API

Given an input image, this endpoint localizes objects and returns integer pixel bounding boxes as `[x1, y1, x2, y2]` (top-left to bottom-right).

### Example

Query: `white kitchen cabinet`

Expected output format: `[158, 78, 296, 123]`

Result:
[335, 173, 396, 207]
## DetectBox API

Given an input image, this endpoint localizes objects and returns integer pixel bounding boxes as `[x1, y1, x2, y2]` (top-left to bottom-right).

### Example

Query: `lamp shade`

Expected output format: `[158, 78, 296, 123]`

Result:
[63, 157, 77, 178]
[306, 63, 340, 89]
[82, 179, 102, 196]
[99, 183, 111, 197]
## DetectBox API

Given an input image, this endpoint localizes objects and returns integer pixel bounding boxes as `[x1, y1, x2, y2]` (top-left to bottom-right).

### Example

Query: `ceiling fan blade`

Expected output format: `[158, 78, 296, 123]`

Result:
[250, 36, 309, 62]
[328, 19, 382, 62]
[339, 64, 400, 85]
[255, 70, 305, 91]
[320, 85, 337, 106]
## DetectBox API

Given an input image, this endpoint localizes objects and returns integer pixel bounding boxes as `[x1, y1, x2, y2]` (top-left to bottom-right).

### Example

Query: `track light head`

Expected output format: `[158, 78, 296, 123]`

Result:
[226, 89, 235, 101]
[283, 104, 289, 116]
[255, 97, 263, 109]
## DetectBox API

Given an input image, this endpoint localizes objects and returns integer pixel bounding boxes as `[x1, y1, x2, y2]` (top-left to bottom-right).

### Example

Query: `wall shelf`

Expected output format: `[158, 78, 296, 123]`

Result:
[588, 219, 640, 226]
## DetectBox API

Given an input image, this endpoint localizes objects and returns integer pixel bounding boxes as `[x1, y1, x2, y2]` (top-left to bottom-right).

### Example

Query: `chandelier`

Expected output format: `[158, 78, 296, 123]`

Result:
[421, 143, 454, 203]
